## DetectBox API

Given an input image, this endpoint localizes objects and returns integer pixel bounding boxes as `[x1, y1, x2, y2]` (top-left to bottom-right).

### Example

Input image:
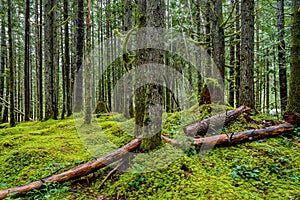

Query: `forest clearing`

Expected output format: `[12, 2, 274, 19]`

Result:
[0, 0, 300, 199]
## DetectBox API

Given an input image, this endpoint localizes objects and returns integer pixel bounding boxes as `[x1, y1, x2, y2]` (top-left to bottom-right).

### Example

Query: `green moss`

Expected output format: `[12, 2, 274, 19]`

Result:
[0, 109, 299, 199]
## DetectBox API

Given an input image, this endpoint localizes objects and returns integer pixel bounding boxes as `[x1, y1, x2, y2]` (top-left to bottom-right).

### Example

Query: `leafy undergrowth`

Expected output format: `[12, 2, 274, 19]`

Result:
[0, 105, 299, 199]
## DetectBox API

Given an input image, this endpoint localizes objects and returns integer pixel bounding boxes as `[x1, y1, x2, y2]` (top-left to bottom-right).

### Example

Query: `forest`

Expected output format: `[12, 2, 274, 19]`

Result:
[0, 0, 299, 199]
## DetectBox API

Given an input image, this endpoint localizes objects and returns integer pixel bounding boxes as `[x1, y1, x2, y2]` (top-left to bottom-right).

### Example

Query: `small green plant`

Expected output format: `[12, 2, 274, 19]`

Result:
[128, 176, 145, 188]
[231, 165, 260, 180]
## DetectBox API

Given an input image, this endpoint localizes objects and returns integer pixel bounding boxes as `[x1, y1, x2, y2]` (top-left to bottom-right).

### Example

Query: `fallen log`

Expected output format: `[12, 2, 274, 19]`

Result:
[183, 106, 251, 137]
[0, 138, 141, 199]
[163, 123, 294, 147]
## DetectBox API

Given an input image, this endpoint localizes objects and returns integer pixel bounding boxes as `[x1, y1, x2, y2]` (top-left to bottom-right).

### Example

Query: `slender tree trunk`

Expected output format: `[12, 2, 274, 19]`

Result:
[85, 0, 92, 124]
[266, 49, 270, 110]
[134, 0, 147, 138]
[255, 1, 260, 110]
[8, 0, 15, 127]
[235, 0, 241, 107]
[239, 0, 255, 108]
[124, 0, 133, 118]
[287, 0, 300, 112]
[0, 8, 5, 120]
[38, 0, 43, 120]
[229, 0, 235, 107]
[24, 0, 30, 121]
[205, 0, 212, 78]
[277, 0, 287, 111]
[211, 0, 225, 103]
[44, 0, 57, 120]
[74, 0, 85, 112]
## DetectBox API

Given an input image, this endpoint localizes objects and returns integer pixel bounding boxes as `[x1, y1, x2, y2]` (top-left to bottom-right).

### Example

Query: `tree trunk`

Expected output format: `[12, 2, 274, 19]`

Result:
[0, 7, 5, 121]
[24, 0, 30, 121]
[134, 0, 147, 138]
[239, 0, 255, 108]
[287, 0, 300, 113]
[44, 0, 57, 120]
[123, 0, 133, 118]
[84, 0, 92, 124]
[229, 0, 235, 107]
[235, 0, 241, 107]
[8, 0, 15, 127]
[0, 138, 141, 199]
[211, 0, 225, 103]
[184, 106, 251, 137]
[74, 0, 85, 112]
[163, 123, 294, 146]
[277, 0, 287, 111]
[140, 0, 165, 151]
[266, 49, 270, 110]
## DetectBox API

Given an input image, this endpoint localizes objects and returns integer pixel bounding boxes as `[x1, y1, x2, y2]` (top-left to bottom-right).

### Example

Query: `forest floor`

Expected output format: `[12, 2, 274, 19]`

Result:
[0, 105, 299, 199]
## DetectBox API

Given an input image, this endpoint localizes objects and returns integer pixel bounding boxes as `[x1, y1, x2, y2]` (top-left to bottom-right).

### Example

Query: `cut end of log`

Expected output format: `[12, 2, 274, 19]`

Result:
[283, 111, 300, 127]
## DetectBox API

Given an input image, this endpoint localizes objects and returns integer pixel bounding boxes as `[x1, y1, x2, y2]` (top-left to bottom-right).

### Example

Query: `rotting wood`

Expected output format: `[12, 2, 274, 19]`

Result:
[283, 111, 300, 127]
[163, 123, 294, 146]
[183, 106, 251, 137]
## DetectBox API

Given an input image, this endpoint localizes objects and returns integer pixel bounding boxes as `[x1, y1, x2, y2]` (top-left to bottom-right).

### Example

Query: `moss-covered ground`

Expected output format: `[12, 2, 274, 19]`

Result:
[0, 105, 299, 199]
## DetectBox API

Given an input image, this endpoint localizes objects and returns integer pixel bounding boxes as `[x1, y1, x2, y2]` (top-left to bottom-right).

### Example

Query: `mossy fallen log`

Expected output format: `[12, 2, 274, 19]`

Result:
[0, 138, 141, 199]
[163, 123, 294, 146]
[183, 106, 251, 137]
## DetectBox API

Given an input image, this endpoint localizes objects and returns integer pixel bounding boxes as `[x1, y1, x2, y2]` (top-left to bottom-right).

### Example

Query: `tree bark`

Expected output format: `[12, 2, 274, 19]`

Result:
[283, 111, 300, 127]
[277, 0, 287, 111]
[74, 0, 85, 112]
[163, 123, 294, 146]
[140, 0, 165, 151]
[8, 0, 15, 127]
[24, 0, 30, 121]
[84, 0, 92, 124]
[183, 106, 251, 137]
[235, 0, 241, 107]
[44, 0, 57, 120]
[287, 0, 300, 113]
[0, 138, 141, 199]
[211, 0, 225, 103]
[239, 0, 255, 108]
[0, 7, 5, 121]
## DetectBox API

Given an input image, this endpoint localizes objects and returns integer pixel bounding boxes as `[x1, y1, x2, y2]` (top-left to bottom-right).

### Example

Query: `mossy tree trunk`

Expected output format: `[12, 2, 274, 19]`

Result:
[140, 0, 165, 151]
[287, 0, 300, 113]
[124, 0, 133, 118]
[211, 0, 225, 103]
[235, 0, 241, 107]
[134, 0, 147, 138]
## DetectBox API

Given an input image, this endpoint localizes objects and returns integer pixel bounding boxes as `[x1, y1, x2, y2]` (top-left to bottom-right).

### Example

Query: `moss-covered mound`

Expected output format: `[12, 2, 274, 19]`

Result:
[0, 106, 299, 199]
